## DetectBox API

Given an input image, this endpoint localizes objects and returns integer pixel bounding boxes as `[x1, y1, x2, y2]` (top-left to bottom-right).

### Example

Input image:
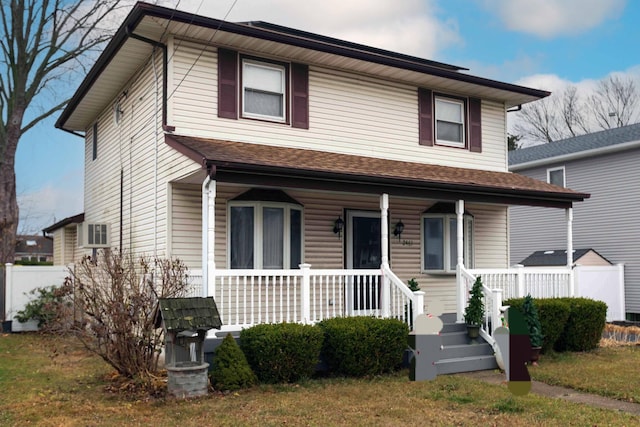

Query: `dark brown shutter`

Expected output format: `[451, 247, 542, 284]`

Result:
[291, 63, 309, 129]
[469, 97, 482, 153]
[218, 48, 238, 119]
[418, 88, 433, 146]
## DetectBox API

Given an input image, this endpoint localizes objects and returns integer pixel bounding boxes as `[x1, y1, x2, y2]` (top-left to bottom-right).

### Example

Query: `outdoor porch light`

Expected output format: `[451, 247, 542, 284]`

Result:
[333, 216, 344, 237]
[393, 219, 405, 241]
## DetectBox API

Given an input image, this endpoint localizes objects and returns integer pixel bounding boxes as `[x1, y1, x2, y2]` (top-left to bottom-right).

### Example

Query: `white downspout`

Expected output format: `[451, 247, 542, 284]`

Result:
[456, 199, 465, 323]
[201, 175, 216, 297]
[566, 207, 574, 296]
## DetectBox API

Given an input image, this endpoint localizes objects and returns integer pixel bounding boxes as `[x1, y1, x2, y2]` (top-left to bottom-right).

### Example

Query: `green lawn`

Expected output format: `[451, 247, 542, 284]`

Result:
[0, 333, 638, 426]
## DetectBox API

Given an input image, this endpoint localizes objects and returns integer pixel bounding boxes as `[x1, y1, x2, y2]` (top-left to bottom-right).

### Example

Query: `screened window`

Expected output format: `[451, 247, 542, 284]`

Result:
[435, 96, 465, 147]
[242, 59, 286, 122]
[422, 214, 473, 273]
[229, 202, 303, 269]
[547, 167, 565, 187]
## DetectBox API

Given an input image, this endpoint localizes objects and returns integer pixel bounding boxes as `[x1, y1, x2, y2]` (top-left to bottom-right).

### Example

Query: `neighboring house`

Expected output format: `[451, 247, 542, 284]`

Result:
[14, 235, 53, 264]
[42, 213, 84, 265]
[510, 123, 640, 320]
[53, 3, 587, 372]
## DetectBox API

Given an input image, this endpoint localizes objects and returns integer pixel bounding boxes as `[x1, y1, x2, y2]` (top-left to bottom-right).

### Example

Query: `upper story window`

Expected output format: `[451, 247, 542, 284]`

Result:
[547, 166, 565, 187]
[418, 89, 482, 152]
[218, 48, 309, 129]
[242, 59, 286, 122]
[92, 122, 98, 160]
[435, 96, 465, 147]
[228, 189, 303, 269]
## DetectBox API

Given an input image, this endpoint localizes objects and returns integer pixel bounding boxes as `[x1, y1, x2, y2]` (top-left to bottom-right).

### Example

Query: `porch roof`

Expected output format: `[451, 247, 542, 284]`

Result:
[166, 135, 589, 208]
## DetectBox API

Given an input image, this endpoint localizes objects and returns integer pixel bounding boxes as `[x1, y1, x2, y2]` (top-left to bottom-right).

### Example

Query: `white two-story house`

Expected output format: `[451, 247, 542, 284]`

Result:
[53, 2, 587, 371]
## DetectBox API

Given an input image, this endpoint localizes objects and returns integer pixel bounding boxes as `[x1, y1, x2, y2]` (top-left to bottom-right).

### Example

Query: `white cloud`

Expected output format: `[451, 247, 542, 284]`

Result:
[18, 171, 84, 235]
[482, 0, 626, 38]
[169, 0, 462, 58]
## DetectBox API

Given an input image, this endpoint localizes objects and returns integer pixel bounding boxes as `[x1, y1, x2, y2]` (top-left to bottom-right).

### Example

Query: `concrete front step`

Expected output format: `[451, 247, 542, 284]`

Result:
[440, 342, 494, 359]
[436, 354, 498, 375]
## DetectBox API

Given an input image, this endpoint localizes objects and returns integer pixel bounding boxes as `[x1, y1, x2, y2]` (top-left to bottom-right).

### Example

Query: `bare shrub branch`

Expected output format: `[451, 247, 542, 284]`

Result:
[62, 250, 190, 381]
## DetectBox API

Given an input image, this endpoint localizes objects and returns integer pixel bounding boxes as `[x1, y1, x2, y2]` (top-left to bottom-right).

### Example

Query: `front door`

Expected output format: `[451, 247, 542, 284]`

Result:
[346, 211, 381, 312]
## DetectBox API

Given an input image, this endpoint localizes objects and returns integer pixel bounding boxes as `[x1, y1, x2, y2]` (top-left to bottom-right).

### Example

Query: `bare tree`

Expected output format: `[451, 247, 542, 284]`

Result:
[0, 0, 127, 263]
[559, 85, 591, 137]
[513, 96, 562, 143]
[589, 75, 640, 130]
[515, 75, 640, 144]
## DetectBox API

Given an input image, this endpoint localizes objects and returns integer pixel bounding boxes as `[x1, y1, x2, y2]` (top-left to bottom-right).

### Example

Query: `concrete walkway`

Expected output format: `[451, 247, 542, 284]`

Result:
[460, 370, 640, 416]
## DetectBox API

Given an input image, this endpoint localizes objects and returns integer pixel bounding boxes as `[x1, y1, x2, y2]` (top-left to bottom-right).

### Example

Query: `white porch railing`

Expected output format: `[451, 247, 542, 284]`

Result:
[185, 264, 424, 331]
[468, 265, 572, 300]
[460, 265, 573, 345]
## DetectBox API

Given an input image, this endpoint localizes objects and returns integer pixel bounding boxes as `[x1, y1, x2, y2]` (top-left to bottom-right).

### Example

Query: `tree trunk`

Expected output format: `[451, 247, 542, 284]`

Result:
[0, 121, 22, 264]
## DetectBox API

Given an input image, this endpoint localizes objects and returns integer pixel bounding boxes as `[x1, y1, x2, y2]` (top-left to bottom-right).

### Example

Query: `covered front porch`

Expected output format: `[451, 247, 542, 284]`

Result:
[167, 134, 588, 369]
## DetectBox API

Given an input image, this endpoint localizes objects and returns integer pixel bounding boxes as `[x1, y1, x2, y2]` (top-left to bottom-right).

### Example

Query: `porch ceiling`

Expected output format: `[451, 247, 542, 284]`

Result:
[166, 135, 589, 209]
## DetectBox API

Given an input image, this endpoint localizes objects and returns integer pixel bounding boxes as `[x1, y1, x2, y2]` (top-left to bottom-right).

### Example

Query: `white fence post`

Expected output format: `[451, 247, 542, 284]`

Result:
[516, 264, 525, 298]
[300, 264, 311, 324]
[5, 263, 12, 321]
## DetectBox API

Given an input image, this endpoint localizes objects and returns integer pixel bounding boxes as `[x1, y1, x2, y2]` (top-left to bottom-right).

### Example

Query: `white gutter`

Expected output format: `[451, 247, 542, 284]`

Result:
[510, 139, 640, 171]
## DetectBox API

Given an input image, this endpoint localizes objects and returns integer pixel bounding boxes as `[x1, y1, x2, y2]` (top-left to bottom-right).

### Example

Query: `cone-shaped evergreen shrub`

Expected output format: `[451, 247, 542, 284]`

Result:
[209, 333, 256, 391]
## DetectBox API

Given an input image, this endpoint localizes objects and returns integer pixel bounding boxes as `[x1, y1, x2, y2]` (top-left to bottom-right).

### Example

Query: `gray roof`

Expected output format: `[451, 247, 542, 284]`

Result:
[519, 248, 610, 267]
[158, 297, 222, 332]
[509, 123, 640, 167]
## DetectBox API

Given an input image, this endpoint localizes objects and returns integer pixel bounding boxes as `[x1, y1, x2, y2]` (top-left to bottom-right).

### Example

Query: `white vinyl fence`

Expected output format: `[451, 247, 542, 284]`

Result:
[3, 263, 70, 331]
[575, 264, 625, 322]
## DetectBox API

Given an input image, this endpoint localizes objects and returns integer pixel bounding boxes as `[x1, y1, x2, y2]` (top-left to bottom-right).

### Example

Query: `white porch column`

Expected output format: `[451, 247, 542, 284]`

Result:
[380, 193, 390, 317]
[456, 200, 465, 322]
[566, 207, 574, 296]
[202, 177, 216, 298]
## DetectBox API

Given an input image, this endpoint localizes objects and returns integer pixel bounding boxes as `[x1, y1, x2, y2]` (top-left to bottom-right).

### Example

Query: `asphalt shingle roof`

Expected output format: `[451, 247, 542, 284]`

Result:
[509, 123, 640, 166]
[166, 134, 588, 207]
[158, 297, 222, 332]
[519, 248, 611, 266]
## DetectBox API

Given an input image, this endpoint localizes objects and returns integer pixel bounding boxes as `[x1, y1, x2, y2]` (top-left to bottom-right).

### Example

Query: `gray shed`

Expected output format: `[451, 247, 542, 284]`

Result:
[519, 248, 611, 267]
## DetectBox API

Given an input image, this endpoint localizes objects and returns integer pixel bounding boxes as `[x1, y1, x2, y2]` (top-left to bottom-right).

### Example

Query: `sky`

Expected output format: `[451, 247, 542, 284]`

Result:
[15, 0, 640, 234]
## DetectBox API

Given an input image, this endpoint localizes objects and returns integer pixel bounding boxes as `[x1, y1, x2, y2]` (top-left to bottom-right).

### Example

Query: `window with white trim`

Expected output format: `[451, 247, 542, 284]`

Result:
[229, 202, 302, 269]
[422, 212, 473, 273]
[547, 166, 565, 187]
[242, 58, 286, 122]
[77, 222, 110, 248]
[435, 96, 465, 147]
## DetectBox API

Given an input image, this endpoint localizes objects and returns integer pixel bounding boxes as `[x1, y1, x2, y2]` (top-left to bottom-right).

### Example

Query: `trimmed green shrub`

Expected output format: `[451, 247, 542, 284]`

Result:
[555, 297, 607, 352]
[317, 317, 409, 377]
[521, 295, 543, 347]
[504, 297, 571, 353]
[210, 333, 256, 391]
[240, 323, 323, 383]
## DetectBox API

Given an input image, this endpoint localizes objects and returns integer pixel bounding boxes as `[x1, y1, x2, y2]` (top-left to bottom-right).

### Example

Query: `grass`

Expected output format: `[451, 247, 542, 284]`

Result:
[0, 333, 639, 426]
[531, 341, 640, 403]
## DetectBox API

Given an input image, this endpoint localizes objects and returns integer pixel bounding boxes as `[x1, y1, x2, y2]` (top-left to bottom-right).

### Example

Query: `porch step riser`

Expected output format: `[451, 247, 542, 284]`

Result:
[440, 331, 475, 346]
[440, 343, 494, 359]
[436, 355, 498, 375]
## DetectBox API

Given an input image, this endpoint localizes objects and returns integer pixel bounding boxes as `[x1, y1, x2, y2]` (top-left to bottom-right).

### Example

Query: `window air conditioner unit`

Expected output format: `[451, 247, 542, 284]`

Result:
[77, 222, 111, 248]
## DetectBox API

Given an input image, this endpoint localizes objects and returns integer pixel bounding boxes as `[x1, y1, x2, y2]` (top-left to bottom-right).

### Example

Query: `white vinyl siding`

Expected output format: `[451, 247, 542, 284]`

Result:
[167, 41, 508, 173]
[84, 49, 201, 260]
